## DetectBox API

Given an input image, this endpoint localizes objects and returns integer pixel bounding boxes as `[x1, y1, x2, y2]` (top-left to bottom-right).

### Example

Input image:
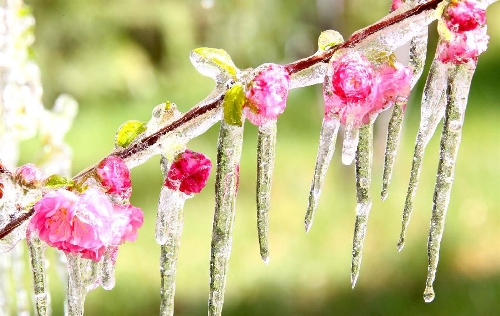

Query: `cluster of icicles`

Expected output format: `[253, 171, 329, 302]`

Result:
[0, 0, 498, 315]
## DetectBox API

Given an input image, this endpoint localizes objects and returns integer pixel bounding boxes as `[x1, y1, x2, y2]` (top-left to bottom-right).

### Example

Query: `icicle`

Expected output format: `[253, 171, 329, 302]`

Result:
[12, 243, 29, 316]
[342, 122, 359, 165]
[398, 60, 449, 251]
[100, 246, 118, 291]
[381, 102, 405, 201]
[424, 64, 475, 303]
[256, 121, 277, 263]
[66, 254, 86, 316]
[305, 117, 340, 232]
[351, 123, 373, 289]
[381, 28, 428, 201]
[26, 231, 49, 316]
[0, 250, 12, 316]
[157, 155, 186, 316]
[209, 121, 244, 316]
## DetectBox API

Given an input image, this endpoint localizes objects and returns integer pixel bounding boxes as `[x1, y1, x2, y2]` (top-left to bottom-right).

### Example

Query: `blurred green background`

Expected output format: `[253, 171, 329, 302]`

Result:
[18, 0, 500, 315]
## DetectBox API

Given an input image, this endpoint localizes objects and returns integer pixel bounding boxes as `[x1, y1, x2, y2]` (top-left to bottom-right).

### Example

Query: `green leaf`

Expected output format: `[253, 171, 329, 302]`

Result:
[318, 30, 344, 51]
[115, 120, 147, 148]
[222, 83, 245, 126]
[44, 174, 74, 189]
[190, 47, 238, 80]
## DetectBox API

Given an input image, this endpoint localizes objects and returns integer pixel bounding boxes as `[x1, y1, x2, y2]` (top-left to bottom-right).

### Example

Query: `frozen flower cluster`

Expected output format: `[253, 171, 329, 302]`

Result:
[165, 149, 212, 195]
[438, 0, 488, 64]
[323, 51, 411, 127]
[243, 64, 291, 126]
[29, 156, 143, 261]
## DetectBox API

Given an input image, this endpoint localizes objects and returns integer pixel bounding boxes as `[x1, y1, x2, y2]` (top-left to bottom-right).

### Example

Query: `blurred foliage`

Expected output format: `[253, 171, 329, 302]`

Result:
[17, 0, 500, 315]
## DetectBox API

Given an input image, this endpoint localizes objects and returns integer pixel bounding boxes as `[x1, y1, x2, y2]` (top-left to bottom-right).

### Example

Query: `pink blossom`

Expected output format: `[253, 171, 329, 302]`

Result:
[165, 150, 212, 195]
[15, 163, 42, 188]
[30, 187, 144, 261]
[439, 0, 488, 65]
[243, 64, 290, 126]
[374, 62, 412, 110]
[30, 188, 114, 261]
[437, 29, 489, 64]
[445, 0, 486, 33]
[110, 204, 144, 244]
[96, 156, 132, 199]
[323, 51, 379, 126]
[391, 0, 404, 12]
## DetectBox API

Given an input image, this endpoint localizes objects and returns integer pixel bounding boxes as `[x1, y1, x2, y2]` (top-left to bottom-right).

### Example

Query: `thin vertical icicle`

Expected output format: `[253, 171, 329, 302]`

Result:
[424, 64, 475, 303]
[398, 60, 449, 251]
[381, 102, 405, 201]
[157, 156, 187, 316]
[12, 243, 29, 316]
[26, 231, 49, 316]
[305, 117, 340, 232]
[100, 246, 118, 291]
[0, 250, 12, 316]
[209, 121, 244, 316]
[351, 123, 373, 289]
[381, 28, 428, 201]
[66, 254, 85, 316]
[256, 121, 277, 263]
[342, 122, 359, 165]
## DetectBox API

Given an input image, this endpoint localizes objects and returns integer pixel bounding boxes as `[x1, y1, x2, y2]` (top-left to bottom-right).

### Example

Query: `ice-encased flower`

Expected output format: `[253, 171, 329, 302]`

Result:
[96, 156, 132, 199]
[437, 30, 489, 64]
[391, 0, 404, 11]
[243, 64, 290, 126]
[375, 62, 412, 109]
[438, 0, 488, 65]
[30, 188, 114, 261]
[15, 163, 43, 188]
[165, 150, 212, 195]
[323, 51, 379, 126]
[111, 204, 144, 244]
[445, 0, 486, 33]
[30, 187, 144, 261]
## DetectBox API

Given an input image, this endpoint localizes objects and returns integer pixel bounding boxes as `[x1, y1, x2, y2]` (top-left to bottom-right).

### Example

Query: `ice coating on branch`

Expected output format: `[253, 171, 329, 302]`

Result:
[351, 124, 373, 288]
[209, 121, 244, 316]
[164, 149, 212, 195]
[96, 156, 132, 199]
[353, 3, 438, 54]
[289, 63, 328, 89]
[256, 121, 277, 263]
[424, 62, 476, 303]
[305, 117, 340, 232]
[243, 64, 290, 126]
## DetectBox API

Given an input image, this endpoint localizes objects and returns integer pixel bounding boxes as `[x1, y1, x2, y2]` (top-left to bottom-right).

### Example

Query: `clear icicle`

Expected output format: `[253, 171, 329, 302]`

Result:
[209, 121, 244, 316]
[424, 64, 475, 303]
[157, 154, 187, 316]
[0, 249, 12, 316]
[100, 246, 118, 291]
[26, 231, 49, 316]
[351, 123, 373, 289]
[381, 27, 428, 201]
[398, 60, 450, 251]
[159, 193, 184, 316]
[256, 121, 277, 263]
[66, 254, 86, 316]
[12, 243, 29, 316]
[381, 102, 405, 201]
[305, 117, 340, 232]
[342, 122, 359, 165]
